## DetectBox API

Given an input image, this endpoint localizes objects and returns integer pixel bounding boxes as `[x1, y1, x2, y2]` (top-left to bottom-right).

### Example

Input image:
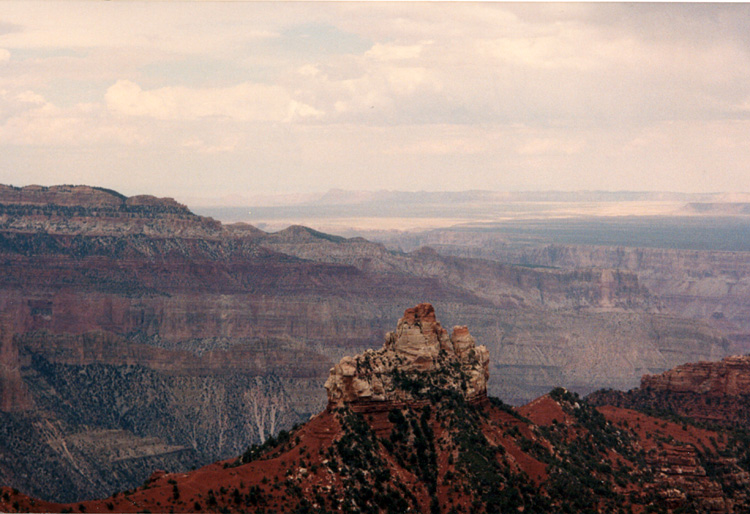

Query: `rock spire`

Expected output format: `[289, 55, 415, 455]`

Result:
[324, 303, 489, 408]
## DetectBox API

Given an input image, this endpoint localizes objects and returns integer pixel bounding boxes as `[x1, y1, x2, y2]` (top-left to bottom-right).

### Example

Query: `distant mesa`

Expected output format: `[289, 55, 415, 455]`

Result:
[681, 202, 750, 215]
[325, 303, 489, 409]
[0, 184, 187, 210]
[0, 183, 222, 237]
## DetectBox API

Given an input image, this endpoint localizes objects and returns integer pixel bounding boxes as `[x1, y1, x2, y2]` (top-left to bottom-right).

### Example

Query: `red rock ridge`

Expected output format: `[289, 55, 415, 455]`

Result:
[400, 303, 438, 325]
[641, 355, 750, 396]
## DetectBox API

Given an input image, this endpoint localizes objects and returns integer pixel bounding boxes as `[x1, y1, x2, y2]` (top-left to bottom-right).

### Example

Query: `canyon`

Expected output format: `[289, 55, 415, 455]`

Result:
[2, 305, 749, 513]
[369, 220, 750, 356]
[0, 184, 734, 501]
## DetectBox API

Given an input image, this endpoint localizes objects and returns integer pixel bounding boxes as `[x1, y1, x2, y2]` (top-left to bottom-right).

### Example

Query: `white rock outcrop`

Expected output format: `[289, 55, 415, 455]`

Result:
[325, 303, 489, 407]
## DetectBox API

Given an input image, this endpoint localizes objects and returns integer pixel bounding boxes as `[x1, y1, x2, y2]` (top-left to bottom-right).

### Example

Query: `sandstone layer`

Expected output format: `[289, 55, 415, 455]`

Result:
[0, 184, 221, 237]
[325, 303, 489, 408]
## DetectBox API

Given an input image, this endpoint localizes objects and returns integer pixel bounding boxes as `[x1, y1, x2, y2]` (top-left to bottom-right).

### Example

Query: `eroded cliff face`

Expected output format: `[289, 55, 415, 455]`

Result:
[249, 223, 731, 404]
[596, 404, 750, 513]
[3, 301, 750, 513]
[325, 303, 488, 407]
[0, 319, 33, 413]
[259, 228, 657, 312]
[0, 184, 222, 237]
[6, 372, 750, 514]
[587, 354, 750, 512]
[516, 245, 750, 353]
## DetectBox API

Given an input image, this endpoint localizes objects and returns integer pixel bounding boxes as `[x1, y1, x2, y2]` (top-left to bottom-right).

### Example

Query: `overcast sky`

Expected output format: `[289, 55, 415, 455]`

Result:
[2, 2, 750, 201]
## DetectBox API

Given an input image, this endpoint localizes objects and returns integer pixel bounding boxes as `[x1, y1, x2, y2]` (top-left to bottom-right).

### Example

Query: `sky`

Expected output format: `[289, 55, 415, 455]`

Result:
[2, 2, 750, 201]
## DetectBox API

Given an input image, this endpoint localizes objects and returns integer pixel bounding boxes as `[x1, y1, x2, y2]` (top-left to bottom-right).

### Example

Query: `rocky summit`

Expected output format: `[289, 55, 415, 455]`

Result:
[325, 303, 489, 407]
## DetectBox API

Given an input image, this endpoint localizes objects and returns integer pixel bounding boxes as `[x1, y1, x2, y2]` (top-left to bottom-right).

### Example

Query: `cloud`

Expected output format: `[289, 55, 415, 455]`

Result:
[181, 137, 238, 154]
[0, 21, 22, 36]
[321, 4, 750, 128]
[3, 2, 750, 195]
[0, 88, 144, 146]
[0, 88, 47, 122]
[386, 136, 485, 156]
[105, 80, 322, 122]
[288, 42, 443, 122]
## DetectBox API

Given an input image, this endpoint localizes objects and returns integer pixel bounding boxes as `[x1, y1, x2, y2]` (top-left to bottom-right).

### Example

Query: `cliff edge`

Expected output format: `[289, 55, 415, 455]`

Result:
[0, 184, 222, 237]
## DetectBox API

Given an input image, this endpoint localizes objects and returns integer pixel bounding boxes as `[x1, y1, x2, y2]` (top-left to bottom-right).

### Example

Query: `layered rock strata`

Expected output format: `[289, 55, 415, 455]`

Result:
[325, 303, 489, 408]
[0, 184, 222, 237]
[641, 355, 750, 395]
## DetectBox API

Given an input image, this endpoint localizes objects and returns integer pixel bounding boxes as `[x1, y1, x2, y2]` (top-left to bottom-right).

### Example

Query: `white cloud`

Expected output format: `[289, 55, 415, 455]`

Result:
[15, 90, 47, 106]
[0, 88, 144, 146]
[0, 88, 50, 122]
[182, 137, 238, 154]
[3, 2, 750, 195]
[0, 109, 140, 146]
[288, 43, 442, 121]
[105, 80, 322, 122]
[387, 136, 486, 156]
[0, 2, 287, 56]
